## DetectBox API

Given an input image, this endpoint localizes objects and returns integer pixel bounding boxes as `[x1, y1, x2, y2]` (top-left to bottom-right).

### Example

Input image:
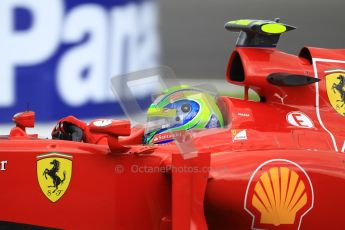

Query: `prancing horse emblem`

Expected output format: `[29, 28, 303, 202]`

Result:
[326, 73, 345, 116]
[331, 75, 345, 109]
[37, 153, 73, 202]
[43, 159, 66, 193]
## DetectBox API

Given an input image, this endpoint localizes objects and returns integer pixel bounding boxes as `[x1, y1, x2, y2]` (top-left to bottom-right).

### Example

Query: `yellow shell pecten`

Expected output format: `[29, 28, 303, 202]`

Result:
[252, 167, 307, 226]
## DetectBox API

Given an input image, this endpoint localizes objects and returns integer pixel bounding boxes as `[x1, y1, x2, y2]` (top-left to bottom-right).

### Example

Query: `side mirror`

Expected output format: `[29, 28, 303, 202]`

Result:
[12, 111, 35, 130]
[89, 119, 131, 153]
[10, 111, 35, 139]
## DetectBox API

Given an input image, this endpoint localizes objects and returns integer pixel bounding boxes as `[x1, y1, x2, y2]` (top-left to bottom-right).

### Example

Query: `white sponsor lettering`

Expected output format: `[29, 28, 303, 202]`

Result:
[0, 0, 63, 106]
[93, 119, 113, 127]
[0, 161, 8, 171]
[287, 112, 314, 128]
[57, 4, 108, 106]
[0, 0, 159, 107]
[237, 113, 250, 117]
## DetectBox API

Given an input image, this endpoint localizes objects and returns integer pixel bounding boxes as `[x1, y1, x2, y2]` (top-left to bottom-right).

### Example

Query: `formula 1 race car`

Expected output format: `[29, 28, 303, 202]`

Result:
[1, 19, 345, 229]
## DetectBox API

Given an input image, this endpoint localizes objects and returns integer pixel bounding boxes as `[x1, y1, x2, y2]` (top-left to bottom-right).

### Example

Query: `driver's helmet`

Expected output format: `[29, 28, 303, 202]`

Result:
[143, 86, 224, 144]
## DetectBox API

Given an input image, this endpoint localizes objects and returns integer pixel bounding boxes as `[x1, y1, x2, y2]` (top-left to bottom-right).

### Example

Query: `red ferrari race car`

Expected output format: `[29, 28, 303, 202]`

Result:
[1, 19, 345, 229]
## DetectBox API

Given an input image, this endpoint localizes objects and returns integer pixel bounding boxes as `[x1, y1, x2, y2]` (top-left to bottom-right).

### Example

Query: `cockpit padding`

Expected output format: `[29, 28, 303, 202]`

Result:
[217, 96, 231, 127]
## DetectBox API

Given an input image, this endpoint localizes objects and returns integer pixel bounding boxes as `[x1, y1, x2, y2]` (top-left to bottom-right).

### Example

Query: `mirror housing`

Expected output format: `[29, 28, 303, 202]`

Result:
[89, 119, 131, 153]
[12, 111, 35, 130]
[9, 111, 36, 139]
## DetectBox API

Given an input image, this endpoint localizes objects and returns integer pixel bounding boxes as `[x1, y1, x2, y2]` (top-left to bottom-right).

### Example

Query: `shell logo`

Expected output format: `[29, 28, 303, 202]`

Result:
[244, 159, 314, 230]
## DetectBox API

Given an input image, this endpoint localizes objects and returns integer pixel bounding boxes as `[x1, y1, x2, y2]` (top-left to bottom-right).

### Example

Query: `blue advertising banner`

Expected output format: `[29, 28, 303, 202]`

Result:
[0, 0, 159, 122]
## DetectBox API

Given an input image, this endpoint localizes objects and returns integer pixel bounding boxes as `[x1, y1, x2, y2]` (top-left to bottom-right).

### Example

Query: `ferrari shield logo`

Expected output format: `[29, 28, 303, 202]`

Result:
[36, 153, 73, 202]
[326, 73, 345, 116]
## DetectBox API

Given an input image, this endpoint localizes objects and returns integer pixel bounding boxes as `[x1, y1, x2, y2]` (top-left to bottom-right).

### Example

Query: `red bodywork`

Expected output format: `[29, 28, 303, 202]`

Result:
[1, 45, 345, 229]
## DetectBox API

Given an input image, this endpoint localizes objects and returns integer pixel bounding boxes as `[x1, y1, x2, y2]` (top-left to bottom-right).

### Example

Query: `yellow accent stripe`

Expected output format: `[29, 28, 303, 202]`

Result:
[270, 168, 280, 211]
[261, 23, 287, 34]
[147, 107, 176, 118]
[261, 172, 276, 211]
[252, 195, 270, 217]
[280, 167, 289, 209]
[287, 181, 305, 211]
[284, 171, 298, 209]
[227, 19, 252, 26]
[290, 193, 307, 215]
[254, 182, 272, 212]
[162, 85, 189, 94]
